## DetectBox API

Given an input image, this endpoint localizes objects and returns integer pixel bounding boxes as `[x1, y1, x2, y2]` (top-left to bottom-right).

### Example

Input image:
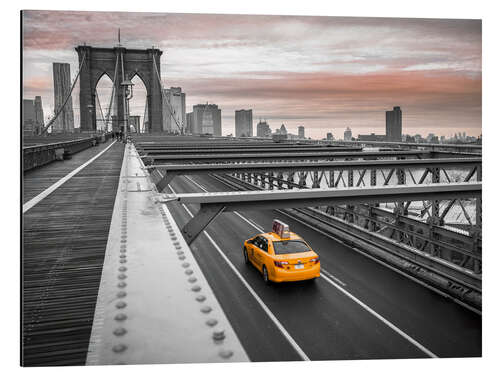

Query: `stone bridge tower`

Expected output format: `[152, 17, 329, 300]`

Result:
[76, 45, 163, 132]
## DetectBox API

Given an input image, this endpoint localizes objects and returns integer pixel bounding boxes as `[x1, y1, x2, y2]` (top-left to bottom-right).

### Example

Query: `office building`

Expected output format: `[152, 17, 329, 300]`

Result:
[23, 99, 35, 133]
[279, 124, 288, 135]
[190, 104, 222, 136]
[52, 62, 74, 132]
[298, 126, 305, 139]
[344, 127, 352, 141]
[163, 87, 186, 133]
[385, 106, 402, 141]
[34, 96, 44, 134]
[235, 109, 253, 137]
[186, 112, 194, 134]
[358, 133, 386, 142]
[256, 120, 271, 138]
[326, 132, 334, 141]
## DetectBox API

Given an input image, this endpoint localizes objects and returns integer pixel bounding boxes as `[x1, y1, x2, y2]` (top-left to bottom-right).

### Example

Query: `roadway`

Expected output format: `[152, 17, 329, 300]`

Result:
[165, 173, 481, 361]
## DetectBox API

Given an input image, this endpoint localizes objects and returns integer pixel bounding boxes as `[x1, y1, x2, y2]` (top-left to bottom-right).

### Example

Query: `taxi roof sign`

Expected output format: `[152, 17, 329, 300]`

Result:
[272, 219, 290, 239]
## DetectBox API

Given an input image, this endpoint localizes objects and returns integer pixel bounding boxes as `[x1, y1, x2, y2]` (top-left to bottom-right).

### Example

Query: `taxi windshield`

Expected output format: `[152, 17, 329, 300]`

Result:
[273, 240, 310, 255]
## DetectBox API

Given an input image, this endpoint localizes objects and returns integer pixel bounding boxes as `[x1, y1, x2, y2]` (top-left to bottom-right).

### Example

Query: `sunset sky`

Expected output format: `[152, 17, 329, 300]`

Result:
[22, 10, 482, 139]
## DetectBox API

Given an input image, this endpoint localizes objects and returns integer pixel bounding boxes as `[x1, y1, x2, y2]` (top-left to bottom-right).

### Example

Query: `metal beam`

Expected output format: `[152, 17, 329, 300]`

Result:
[143, 150, 431, 164]
[162, 183, 481, 244]
[151, 158, 481, 190]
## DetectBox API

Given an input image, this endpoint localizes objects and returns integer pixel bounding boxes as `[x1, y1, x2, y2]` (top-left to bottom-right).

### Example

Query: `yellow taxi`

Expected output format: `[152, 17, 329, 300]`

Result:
[243, 220, 320, 283]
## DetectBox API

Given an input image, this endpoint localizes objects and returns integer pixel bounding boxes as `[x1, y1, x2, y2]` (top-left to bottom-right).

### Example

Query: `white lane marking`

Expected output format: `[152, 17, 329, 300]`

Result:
[187, 175, 438, 357]
[320, 273, 437, 358]
[185, 175, 209, 192]
[168, 183, 310, 361]
[234, 211, 264, 232]
[321, 268, 347, 287]
[23, 140, 117, 213]
[278, 210, 481, 316]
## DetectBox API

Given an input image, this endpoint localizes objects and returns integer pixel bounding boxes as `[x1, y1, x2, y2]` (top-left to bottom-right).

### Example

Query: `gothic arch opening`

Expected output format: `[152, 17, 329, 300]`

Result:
[128, 73, 148, 133]
[94, 73, 114, 132]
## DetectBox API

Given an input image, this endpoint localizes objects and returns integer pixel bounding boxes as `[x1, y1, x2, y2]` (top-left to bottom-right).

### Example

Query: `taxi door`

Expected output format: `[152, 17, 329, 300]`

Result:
[254, 237, 269, 269]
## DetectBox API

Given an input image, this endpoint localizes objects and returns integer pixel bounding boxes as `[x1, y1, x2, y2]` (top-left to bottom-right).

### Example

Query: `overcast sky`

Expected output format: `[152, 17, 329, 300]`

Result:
[22, 10, 481, 139]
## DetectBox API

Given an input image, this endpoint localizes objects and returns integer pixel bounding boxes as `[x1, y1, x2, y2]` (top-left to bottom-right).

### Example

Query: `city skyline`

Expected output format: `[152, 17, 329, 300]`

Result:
[22, 11, 481, 139]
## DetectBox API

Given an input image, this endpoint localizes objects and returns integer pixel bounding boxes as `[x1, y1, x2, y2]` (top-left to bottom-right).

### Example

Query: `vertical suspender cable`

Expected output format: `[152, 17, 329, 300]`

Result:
[104, 54, 120, 132]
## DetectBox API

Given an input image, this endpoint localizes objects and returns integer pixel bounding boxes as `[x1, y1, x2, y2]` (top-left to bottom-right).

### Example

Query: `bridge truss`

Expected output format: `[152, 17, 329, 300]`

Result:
[136, 136, 482, 309]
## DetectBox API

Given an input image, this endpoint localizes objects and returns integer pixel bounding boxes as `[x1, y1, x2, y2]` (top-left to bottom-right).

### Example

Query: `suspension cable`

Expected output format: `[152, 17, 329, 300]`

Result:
[152, 53, 183, 133]
[104, 54, 120, 132]
[95, 90, 105, 131]
[41, 51, 87, 134]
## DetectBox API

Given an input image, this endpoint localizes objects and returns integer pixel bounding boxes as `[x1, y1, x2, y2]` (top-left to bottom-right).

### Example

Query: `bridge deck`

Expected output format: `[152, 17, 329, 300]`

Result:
[22, 142, 124, 366]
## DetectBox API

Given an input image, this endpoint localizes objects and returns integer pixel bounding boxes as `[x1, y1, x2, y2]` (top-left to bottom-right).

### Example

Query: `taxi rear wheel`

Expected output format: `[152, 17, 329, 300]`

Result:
[262, 265, 270, 284]
[243, 246, 249, 264]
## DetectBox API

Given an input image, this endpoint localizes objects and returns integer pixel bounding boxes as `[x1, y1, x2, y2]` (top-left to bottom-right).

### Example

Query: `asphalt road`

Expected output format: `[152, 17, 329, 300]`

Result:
[165, 173, 481, 361]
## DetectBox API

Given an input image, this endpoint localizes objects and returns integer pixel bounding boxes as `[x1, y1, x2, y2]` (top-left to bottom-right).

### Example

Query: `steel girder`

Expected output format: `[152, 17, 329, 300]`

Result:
[160, 183, 481, 245]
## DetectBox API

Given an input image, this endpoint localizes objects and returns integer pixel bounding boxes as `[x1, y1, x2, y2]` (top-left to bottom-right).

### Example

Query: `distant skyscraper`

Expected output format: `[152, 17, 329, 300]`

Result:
[52, 63, 74, 132]
[191, 104, 222, 136]
[385, 106, 402, 141]
[298, 126, 305, 139]
[344, 127, 352, 141]
[256, 120, 271, 138]
[163, 87, 186, 133]
[23, 99, 35, 133]
[279, 124, 287, 135]
[34, 96, 44, 134]
[235, 109, 253, 137]
[326, 132, 334, 141]
[186, 112, 194, 134]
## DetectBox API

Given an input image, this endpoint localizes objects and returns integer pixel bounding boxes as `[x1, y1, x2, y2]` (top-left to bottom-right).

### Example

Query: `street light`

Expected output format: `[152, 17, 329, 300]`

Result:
[87, 104, 94, 134]
[121, 78, 134, 142]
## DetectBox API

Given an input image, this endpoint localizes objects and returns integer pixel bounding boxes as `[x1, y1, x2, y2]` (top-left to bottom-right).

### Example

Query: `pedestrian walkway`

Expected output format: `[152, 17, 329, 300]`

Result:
[22, 142, 124, 366]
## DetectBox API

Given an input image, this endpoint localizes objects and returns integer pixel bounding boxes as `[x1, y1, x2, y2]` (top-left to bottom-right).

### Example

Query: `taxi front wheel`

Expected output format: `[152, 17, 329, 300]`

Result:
[243, 247, 249, 264]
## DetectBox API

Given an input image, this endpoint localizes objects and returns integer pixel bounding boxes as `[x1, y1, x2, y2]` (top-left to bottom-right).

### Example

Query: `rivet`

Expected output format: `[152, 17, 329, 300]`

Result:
[182, 262, 190, 268]
[116, 301, 127, 309]
[185, 269, 193, 275]
[177, 251, 184, 255]
[188, 277, 197, 283]
[112, 344, 127, 353]
[117, 282, 127, 288]
[173, 242, 180, 246]
[116, 291, 127, 298]
[206, 318, 218, 327]
[118, 274, 127, 280]
[114, 313, 127, 321]
[118, 266, 127, 272]
[171, 236, 178, 241]
[191, 285, 201, 292]
[120, 248, 127, 253]
[219, 349, 234, 359]
[195, 295, 206, 302]
[120, 240, 127, 244]
[178, 255, 186, 261]
[113, 327, 127, 336]
[213, 330, 225, 341]
[201, 306, 212, 314]
[119, 254, 126, 258]
[119, 259, 127, 264]
[175, 245, 182, 250]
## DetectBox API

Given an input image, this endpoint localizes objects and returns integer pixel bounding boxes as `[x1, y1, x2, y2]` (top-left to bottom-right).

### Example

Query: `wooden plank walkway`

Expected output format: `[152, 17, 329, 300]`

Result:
[22, 142, 124, 366]
[23, 141, 120, 204]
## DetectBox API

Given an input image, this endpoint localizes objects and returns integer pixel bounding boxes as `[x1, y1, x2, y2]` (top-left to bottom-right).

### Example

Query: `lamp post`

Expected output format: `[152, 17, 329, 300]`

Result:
[87, 104, 94, 134]
[121, 79, 134, 143]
